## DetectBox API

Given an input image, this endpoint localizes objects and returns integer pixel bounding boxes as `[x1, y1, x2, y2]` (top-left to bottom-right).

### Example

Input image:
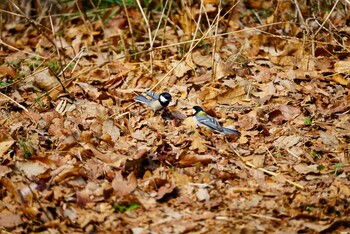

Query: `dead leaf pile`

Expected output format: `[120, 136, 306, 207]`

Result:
[0, 0, 350, 233]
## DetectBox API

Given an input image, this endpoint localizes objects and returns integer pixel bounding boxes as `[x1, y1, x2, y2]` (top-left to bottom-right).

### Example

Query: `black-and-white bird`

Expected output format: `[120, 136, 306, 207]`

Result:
[135, 90, 172, 112]
[193, 106, 241, 137]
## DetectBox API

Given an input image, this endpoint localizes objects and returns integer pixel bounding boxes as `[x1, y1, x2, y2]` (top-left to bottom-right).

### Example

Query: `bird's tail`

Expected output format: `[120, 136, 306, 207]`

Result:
[134, 95, 151, 105]
[222, 127, 241, 137]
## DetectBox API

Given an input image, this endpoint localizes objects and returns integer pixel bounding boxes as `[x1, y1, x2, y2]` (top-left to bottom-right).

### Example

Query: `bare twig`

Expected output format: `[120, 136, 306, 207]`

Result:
[265, 147, 278, 165]
[0, 92, 28, 112]
[136, 0, 154, 73]
[8, 0, 57, 48]
[286, 149, 301, 160]
[187, 0, 203, 59]
[313, 0, 341, 37]
[211, 0, 222, 80]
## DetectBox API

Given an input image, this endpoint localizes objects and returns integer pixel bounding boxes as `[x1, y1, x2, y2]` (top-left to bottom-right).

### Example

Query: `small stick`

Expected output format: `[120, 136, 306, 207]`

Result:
[265, 147, 278, 165]
[286, 148, 301, 160]
[0, 92, 28, 112]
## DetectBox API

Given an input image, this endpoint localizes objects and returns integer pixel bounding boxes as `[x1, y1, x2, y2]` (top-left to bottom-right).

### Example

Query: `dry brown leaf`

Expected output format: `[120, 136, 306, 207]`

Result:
[198, 86, 221, 100]
[15, 161, 49, 178]
[112, 171, 137, 198]
[327, 95, 350, 115]
[177, 154, 214, 167]
[279, 104, 301, 120]
[172, 60, 193, 78]
[58, 135, 77, 151]
[1, 178, 21, 202]
[215, 62, 231, 80]
[273, 135, 301, 149]
[293, 164, 319, 174]
[74, 82, 101, 99]
[156, 183, 176, 200]
[52, 164, 85, 183]
[268, 110, 285, 125]
[196, 188, 210, 202]
[0, 139, 15, 157]
[0, 211, 23, 228]
[216, 86, 246, 104]
[171, 171, 191, 186]
[102, 119, 120, 143]
[33, 69, 60, 91]
[252, 81, 276, 98]
[189, 134, 209, 153]
[330, 74, 349, 85]
[334, 60, 350, 74]
[192, 51, 212, 68]
[0, 165, 11, 178]
[0, 64, 17, 78]
[80, 142, 112, 163]
[76, 189, 92, 207]
[319, 131, 339, 147]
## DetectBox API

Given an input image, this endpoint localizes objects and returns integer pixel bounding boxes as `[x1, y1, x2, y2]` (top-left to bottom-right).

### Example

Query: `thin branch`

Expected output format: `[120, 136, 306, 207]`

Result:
[136, 0, 154, 73]
[0, 92, 29, 112]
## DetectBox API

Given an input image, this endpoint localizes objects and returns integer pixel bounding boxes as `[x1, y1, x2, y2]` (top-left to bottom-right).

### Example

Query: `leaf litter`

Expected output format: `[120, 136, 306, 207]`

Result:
[0, 0, 350, 233]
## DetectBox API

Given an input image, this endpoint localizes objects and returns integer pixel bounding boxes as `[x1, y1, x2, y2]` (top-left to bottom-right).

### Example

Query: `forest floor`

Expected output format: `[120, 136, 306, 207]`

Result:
[0, 0, 350, 233]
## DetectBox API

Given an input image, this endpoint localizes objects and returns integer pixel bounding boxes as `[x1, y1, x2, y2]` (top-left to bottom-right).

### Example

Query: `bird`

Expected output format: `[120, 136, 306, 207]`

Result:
[193, 106, 241, 137]
[134, 90, 172, 112]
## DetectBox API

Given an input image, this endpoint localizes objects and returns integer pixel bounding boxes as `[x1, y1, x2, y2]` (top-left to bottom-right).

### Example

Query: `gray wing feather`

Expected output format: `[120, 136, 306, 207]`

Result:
[135, 95, 152, 105]
[196, 115, 224, 132]
[145, 91, 159, 100]
[196, 115, 240, 136]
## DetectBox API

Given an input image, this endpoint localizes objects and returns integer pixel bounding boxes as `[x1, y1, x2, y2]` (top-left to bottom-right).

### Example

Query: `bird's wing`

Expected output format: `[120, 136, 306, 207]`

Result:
[145, 90, 159, 100]
[134, 95, 152, 105]
[196, 114, 224, 132]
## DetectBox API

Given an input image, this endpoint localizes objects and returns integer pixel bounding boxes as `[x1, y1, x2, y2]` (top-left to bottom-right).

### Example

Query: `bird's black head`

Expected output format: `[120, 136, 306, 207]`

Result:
[193, 106, 204, 115]
[159, 92, 172, 107]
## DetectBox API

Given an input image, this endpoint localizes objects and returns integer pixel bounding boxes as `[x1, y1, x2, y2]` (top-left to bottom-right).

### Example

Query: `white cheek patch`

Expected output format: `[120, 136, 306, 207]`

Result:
[160, 95, 168, 103]
[193, 109, 197, 115]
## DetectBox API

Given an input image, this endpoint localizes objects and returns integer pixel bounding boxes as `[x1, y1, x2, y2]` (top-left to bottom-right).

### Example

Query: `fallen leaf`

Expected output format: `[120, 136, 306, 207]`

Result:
[279, 104, 301, 120]
[189, 134, 209, 153]
[74, 82, 101, 99]
[33, 69, 60, 91]
[268, 109, 285, 125]
[0, 139, 15, 157]
[177, 154, 214, 167]
[156, 183, 176, 200]
[293, 164, 319, 174]
[326, 95, 350, 115]
[15, 161, 49, 178]
[196, 188, 210, 202]
[0, 165, 11, 178]
[334, 60, 350, 74]
[192, 51, 212, 68]
[273, 135, 301, 149]
[216, 86, 246, 104]
[112, 171, 137, 198]
[172, 60, 193, 78]
[319, 131, 339, 147]
[80, 142, 112, 163]
[0, 211, 23, 228]
[102, 119, 120, 142]
[52, 164, 86, 183]
[330, 74, 349, 86]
